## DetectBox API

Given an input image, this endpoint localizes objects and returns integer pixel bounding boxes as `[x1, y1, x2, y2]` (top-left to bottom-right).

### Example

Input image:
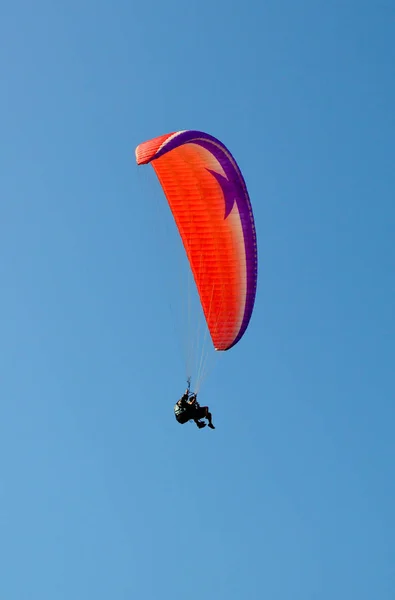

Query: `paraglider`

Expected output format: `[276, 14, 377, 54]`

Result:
[135, 130, 258, 427]
[174, 379, 215, 430]
[136, 130, 257, 352]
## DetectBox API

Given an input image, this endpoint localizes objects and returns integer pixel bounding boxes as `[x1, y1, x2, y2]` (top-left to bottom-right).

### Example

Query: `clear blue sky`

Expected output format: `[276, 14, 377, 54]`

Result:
[1, 1, 394, 598]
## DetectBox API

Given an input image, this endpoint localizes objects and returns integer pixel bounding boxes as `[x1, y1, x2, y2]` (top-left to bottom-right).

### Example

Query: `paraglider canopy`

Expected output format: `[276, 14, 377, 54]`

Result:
[136, 130, 257, 351]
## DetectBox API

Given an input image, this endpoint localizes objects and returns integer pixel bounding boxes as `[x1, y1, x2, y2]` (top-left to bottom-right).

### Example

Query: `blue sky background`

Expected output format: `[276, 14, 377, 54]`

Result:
[1, 1, 394, 598]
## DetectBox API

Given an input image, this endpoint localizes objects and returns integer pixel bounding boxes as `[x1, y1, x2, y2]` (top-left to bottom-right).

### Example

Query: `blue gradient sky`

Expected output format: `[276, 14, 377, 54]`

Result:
[1, 1, 394, 598]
